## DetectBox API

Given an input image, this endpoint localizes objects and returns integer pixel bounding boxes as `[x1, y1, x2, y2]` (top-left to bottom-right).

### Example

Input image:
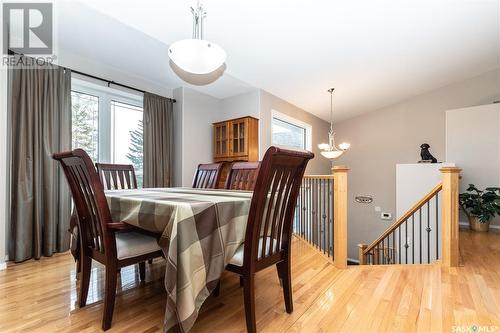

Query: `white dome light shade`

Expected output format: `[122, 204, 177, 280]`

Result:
[320, 150, 344, 159]
[169, 39, 227, 75]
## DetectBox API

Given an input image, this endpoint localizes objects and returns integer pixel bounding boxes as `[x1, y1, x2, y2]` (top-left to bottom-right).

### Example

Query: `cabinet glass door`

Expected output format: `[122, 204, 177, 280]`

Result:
[230, 119, 247, 156]
[214, 123, 228, 157]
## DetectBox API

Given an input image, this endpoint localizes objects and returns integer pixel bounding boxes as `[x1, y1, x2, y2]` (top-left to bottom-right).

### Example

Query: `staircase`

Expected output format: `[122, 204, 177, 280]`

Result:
[359, 166, 461, 266]
[294, 165, 461, 269]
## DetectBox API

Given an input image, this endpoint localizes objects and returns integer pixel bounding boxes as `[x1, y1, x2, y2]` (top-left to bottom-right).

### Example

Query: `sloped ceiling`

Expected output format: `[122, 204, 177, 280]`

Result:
[59, 0, 499, 121]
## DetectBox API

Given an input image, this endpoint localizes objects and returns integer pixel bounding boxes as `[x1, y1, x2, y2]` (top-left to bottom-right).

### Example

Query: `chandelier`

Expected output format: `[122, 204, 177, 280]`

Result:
[318, 88, 350, 159]
[168, 2, 227, 74]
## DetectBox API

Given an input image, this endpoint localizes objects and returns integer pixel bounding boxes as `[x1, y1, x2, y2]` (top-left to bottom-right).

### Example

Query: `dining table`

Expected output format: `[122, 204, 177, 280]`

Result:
[105, 187, 253, 333]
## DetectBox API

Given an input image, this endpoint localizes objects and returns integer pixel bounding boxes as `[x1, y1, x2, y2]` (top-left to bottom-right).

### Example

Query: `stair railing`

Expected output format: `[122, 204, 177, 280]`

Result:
[293, 166, 349, 269]
[359, 166, 461, 267]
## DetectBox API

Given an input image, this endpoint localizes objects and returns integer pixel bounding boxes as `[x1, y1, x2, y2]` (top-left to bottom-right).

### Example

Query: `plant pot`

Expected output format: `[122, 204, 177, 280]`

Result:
[468, 215, 490, 232]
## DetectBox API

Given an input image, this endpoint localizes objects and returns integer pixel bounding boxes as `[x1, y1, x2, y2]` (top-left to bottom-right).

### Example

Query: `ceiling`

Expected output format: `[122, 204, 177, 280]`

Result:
[60, 0, 499, 121]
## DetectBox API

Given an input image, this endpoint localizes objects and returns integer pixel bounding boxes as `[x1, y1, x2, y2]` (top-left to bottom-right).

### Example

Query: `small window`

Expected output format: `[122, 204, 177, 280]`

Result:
[271, 110, 312, 150]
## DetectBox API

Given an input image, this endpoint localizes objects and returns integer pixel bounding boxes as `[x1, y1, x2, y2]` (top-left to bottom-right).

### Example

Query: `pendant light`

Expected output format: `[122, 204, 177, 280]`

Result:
[168, 1, 227, 74]
[318, 88, 350, 159]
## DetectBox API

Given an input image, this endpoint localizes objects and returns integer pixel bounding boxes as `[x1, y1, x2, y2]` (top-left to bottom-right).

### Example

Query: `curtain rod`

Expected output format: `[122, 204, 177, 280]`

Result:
[7, 49, 176, 103]
[70, 69, 176, 103]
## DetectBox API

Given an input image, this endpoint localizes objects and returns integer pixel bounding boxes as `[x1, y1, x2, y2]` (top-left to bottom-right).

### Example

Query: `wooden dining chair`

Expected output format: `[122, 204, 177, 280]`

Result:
[192, 163, 223, 189]
[224, 146, 314, 333]
[70, 163, 140, 272]
[53, 149, 163, 331]
[225, 162, 260, 191]
[96, 163, 138, 190]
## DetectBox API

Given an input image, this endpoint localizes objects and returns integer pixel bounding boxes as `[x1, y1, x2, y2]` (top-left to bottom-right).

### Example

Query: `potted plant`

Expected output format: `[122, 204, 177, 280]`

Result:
[459, 184, 500, 232]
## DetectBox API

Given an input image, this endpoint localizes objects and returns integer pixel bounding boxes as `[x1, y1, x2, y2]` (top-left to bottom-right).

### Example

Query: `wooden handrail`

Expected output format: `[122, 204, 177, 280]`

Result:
[363, 182, 443, 255]
[303, 175, 335, 179]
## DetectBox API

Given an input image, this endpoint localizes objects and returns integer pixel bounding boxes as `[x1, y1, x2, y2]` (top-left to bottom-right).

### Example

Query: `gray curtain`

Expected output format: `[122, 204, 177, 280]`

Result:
[143, 92, 174, 188]
[9, 58, 72, 262]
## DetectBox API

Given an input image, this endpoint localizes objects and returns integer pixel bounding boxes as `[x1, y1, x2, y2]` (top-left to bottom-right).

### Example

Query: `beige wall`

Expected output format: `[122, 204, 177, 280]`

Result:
[333, 69, 500, 260]
[259, 90, 331, 174]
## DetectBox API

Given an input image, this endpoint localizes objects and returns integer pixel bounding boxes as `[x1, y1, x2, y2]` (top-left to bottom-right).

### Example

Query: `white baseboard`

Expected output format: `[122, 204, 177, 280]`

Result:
[459, 221, 500, 230]
[0, 262, 6, 271]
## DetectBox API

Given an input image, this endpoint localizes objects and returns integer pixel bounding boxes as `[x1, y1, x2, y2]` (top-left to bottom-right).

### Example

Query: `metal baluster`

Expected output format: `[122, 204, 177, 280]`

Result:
[398, 225, 401, 264]
[405, 220, 408, 264]
[329, 179, 332, 257]
[308, 179, 311, 244]
[391, 230, 396, 264]
[436, 192, 439, 260]
[419, 208, 422, 264]
[300, 181, 304, 237]
[427, 201, 431, 264]
[322, 179, 328, 254]
[412, 215, 415, 264]
[314, 179, 318, 248]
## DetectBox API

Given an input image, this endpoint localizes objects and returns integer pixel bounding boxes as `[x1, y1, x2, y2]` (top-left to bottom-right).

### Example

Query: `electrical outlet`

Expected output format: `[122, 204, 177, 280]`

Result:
[381, 212, 392, 220]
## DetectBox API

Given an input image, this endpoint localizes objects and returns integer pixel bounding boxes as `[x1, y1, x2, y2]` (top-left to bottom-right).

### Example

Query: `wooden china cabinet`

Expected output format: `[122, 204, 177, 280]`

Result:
[213, 116, 259, 187]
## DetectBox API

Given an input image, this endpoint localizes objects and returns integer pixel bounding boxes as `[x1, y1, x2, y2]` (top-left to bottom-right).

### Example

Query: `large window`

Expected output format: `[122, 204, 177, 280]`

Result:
[71, 79, 144, 186]
[271, 110, 312, 150]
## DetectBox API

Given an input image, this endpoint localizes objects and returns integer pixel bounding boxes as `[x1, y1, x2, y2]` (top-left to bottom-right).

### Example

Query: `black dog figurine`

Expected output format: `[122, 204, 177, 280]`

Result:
[420, 143, 437, 163]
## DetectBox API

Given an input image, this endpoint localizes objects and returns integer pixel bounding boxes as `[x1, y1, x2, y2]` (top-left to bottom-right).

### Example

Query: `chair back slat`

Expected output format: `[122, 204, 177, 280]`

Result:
[53, 149, 116, 256]
[243, 147, 313, 268]
[192, 163, 223, 189]
[225, 162, 260, 191]
[96, 163, 138, 190]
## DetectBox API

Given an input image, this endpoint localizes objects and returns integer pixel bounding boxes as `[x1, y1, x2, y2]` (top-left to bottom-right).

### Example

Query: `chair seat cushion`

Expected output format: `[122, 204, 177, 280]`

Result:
[115, 231, 162, 260]
[229, 237, 278, 266]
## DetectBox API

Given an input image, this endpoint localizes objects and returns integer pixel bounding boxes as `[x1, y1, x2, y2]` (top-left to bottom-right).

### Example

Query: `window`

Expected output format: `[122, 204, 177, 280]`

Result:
[71, 91, 99, 161]
[71, 79, 144, 186]
[111, 101, 143, 186]
[271, 110, 312, 150]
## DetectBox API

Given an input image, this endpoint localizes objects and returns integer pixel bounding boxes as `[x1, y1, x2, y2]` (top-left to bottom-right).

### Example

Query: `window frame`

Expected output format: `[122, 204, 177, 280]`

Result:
[71, 78, 143, 164]
[271, 109, 312, 151]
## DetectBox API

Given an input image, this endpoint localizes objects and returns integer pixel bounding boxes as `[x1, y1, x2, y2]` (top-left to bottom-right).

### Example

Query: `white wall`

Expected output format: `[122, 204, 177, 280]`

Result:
[446, 103, 500, 226]
[172, 87, 184, 187]
[180, 88, 222, 186]
[220, 89, 260, 120]
[334, 69, 500, 260]
[57, 50, 173, 98]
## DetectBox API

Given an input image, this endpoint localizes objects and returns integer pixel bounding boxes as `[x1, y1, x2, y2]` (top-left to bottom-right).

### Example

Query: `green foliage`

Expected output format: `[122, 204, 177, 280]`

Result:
[126, 119, 143, 187]
[459, 184, 500, 223]
[71, 92, 98, 161]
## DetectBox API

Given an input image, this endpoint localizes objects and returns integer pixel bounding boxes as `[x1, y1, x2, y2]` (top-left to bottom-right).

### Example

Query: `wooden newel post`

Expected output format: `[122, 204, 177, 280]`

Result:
[333, 165, 349, 269]
[440, 166, 461, 267]
[358, 244, 367, 265]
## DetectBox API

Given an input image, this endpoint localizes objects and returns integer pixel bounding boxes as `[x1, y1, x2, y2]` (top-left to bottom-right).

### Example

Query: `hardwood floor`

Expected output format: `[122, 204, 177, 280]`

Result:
[1, 229, 499, 332]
